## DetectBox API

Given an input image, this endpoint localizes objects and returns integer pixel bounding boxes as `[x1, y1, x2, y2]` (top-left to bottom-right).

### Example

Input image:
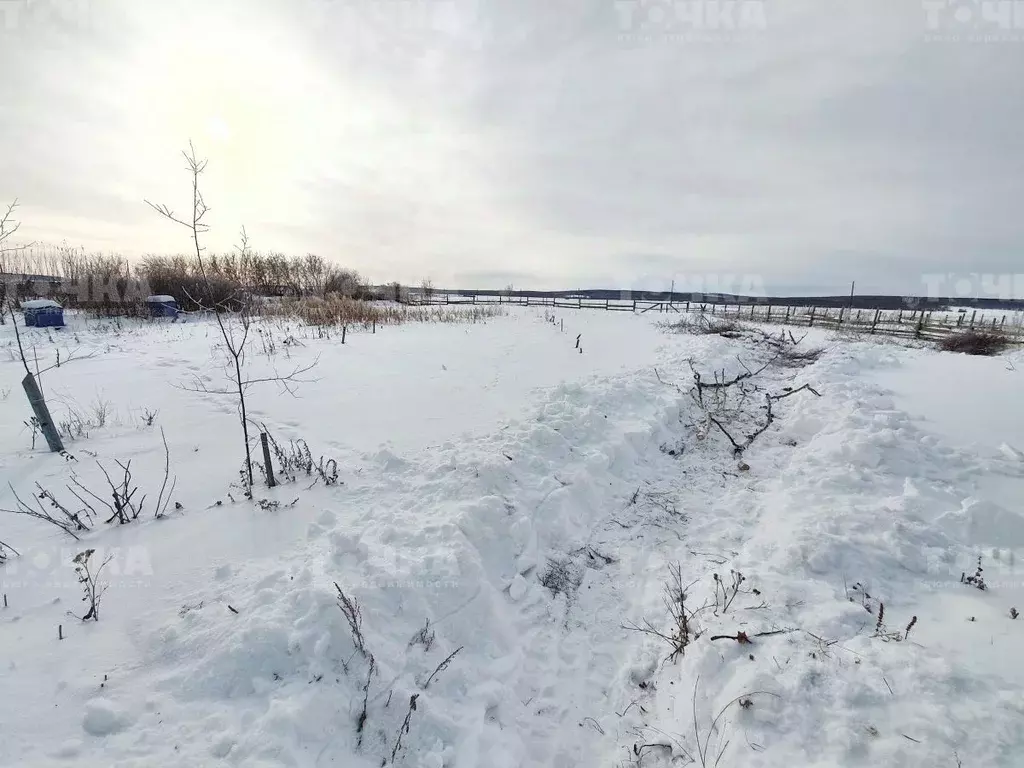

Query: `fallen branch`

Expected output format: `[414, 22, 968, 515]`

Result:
[709, 628, 797, 643]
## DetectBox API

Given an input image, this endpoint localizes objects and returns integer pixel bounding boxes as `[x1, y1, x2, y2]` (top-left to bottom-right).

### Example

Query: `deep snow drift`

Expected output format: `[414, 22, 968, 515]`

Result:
[0, 307, 1021, 767]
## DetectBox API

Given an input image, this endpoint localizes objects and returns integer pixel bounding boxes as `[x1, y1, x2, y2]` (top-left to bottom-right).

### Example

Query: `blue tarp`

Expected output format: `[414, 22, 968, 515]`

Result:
[20, 300, 64, 328]
[146, 295, 179, 318]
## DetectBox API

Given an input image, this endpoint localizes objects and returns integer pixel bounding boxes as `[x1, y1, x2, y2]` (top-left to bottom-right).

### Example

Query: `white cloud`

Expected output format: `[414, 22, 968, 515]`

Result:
[1, 0, 1022, 294]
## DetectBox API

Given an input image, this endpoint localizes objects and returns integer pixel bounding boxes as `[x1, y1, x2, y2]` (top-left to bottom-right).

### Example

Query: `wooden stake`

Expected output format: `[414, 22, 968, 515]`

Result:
[22, 372, 63, 453]
[261, 433, 276, 488]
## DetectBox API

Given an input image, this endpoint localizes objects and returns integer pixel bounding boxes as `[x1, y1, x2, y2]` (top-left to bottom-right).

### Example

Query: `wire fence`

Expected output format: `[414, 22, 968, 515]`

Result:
[406, 292, 1024, 341]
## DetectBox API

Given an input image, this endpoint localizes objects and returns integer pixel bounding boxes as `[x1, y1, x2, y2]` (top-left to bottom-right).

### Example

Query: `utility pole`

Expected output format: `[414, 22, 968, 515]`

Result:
[848, 280, 855, 311]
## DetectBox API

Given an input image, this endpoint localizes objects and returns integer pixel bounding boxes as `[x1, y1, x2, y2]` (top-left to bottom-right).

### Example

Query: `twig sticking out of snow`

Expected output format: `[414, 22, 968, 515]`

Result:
[388, 694, 419, 765]
[423, 647, 462, 689]
[691, 675, 781, 768]
[335, 583, 368, 659]
[68, 549, 113, 622]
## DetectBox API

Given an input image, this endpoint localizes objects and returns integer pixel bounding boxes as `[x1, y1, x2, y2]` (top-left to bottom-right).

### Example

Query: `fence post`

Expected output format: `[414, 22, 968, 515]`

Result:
[767, 305, 772, 322]
[969, 310, 976, 329]
[837, 307, 844, 325]
[871, 308, 880, 334]
[342, 325, 347, 344]
[915, 313, 924, 338]
[785, 305, 791, 323]
[808, 306, 815, 327]
[22, 373, 64, 453]
[260, 433, 276, 488]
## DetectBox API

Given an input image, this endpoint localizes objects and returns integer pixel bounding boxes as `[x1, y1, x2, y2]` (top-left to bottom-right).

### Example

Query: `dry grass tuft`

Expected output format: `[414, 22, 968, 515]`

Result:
[939, 330, 1010, 356]
[260, 297, 504, 328]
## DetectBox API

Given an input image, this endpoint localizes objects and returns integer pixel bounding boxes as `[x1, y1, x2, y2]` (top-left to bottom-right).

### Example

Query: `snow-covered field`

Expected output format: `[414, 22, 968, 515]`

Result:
[1, 307, 1022, 767]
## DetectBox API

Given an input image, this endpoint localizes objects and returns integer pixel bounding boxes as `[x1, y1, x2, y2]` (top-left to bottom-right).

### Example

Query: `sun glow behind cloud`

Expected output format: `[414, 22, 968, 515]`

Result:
[2, 0, 1023, 293]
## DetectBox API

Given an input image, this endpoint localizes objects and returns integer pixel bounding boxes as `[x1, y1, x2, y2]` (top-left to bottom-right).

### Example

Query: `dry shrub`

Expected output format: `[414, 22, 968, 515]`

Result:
[939, 331, 1010, 356]
[663, 314, 749, 338]
[264, 296, 504, 328]
[774, 345, 824, 368]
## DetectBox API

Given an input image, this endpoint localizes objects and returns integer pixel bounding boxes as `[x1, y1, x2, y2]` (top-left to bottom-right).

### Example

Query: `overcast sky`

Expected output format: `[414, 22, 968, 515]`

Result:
[1, 0, 1022, 295]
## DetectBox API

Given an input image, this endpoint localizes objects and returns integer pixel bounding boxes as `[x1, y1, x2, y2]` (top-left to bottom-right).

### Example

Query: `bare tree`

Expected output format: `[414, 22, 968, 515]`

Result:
[420, 279, 435, 304]
[0, 199, 22, 254]
[0, 199, 37, 312]
[0, 200, 21, 322]
[146, 143, 317, 488]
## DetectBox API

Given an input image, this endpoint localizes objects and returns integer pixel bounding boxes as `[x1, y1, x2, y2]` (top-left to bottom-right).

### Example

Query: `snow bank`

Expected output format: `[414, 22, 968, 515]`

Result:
[0, 308, 1020, 767]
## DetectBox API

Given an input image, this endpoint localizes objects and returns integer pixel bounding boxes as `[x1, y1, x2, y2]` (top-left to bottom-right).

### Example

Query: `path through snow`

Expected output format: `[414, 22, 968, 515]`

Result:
[0, 309, 1021, 767]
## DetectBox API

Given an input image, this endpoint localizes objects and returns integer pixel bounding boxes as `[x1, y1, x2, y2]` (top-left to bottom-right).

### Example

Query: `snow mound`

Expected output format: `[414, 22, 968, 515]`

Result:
[936, 498, 1024, 548]
[82, 699, 130, 736]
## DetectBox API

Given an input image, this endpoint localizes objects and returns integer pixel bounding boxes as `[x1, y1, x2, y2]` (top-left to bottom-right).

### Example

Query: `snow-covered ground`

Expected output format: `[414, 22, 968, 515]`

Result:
[0, 308, 1021, 767]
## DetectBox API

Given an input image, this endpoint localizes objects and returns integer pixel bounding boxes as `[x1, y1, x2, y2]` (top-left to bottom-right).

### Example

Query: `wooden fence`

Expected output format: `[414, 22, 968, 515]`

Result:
[407, 293, 1024, 341]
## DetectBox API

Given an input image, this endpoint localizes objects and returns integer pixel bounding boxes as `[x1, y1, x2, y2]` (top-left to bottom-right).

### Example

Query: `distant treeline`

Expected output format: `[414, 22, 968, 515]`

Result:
[0, 245, 395, 311]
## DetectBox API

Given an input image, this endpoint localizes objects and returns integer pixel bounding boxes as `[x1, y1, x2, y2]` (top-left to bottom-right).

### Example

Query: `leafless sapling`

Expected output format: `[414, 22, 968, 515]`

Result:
[146, 144, 317, 487]
[624, 563, 706, 661]
[1, 481, 92, 539]
[688, 357, 820, 455]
